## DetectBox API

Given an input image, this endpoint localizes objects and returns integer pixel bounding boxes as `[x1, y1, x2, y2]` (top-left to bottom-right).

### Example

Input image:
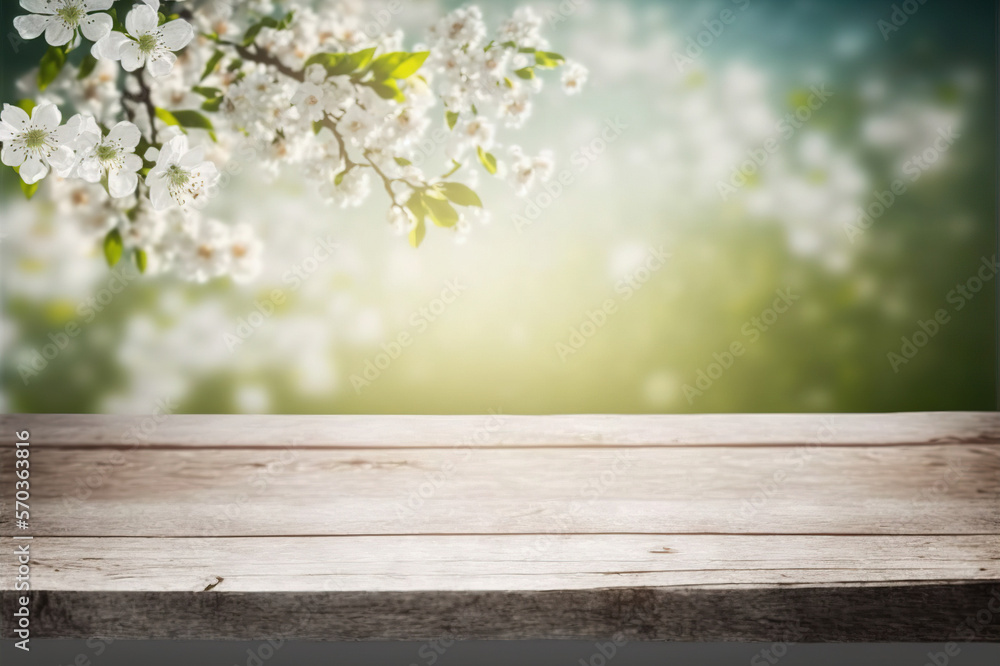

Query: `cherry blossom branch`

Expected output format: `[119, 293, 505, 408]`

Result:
[232, 43, 304, 83]
[231, 42, 432, 205]
[122, 67, 158, 145]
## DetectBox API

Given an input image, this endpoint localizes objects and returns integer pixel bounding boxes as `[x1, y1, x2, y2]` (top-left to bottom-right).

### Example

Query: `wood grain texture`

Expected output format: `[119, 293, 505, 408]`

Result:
[2, 446, 998, 536]
[1, 412, 998, 641]
[19, 535, 1000, 591]
[2, 412, 997, 448]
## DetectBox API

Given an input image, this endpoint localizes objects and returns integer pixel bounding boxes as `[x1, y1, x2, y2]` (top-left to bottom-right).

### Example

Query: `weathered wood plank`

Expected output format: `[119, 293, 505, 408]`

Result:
[2, 445, 997, 536]
[4, 535, 998, 640]
[2, 412, 997, 448]
[1, 412, 998, 641]
[18, 535, 1000, 592]
[4, 586, 999, 641]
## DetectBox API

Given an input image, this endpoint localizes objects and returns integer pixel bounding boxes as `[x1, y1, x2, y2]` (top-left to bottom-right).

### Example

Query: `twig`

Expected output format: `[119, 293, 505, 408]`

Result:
[122, 67, 158, 145]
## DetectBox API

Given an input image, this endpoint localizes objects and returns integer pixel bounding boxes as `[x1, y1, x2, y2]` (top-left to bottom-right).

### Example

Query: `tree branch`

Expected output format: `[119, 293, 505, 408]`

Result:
[123, 67, 158, 145]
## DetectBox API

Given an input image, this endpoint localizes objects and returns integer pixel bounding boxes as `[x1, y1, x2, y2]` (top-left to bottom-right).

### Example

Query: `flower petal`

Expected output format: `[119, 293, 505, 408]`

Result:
[31, 103, 62, 131]
[80, 114, 101, 137]
[13, 14, 50, 40]
[147, 179, 174, 210]
[107, 120, 141, 149]
[48, 145, 77, 174]
[78, 157, 103, 182]
[119, 40, 144, 71]
[109, 169, 139, 197]
[158, 19, 193, 51]
[19, 153, 49, 184]
[190, 162, 219, 187]
[178, 146, 205, 168]
[21, 0, 57, 15]
[139, 0, 160, 11]
[73, 129, 100, 154]
[1, 142, 28, 168]
[82, 0, 115, 11]
[80, 12, 112, 41]
[1, 104, 31, 131]
[159, 135, 187, 164]
[50, 121, 82, 146]
[125, 4, 158, 37]
[147, 51, 176, 77]
[92, 30, 128, 60]
[121, 153, 143, 171]
[44, 19, 74, 46]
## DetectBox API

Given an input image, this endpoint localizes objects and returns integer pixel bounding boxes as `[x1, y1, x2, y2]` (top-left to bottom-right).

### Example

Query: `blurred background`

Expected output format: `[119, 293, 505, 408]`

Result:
[0, 0, 995, 415]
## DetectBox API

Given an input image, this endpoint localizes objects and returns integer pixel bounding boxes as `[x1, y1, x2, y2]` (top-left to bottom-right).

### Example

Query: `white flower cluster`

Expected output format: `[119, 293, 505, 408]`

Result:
[4, 0, 586, 281]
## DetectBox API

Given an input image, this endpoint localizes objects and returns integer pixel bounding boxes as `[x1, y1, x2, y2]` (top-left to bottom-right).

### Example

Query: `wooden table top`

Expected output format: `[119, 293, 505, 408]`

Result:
[2, 412, 998, 641]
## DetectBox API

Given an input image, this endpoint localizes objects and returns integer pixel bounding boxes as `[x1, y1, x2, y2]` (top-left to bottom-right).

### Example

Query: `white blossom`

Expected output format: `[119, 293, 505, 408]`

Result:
[337, 105, 376, 146]
[145, 135, 220, 210]
[506, 145, 554, 196]
[93, 3, 193, 77]
[291, 81, 332, 123]
[388, 205, 417, 236]
[227, 223, 263, 283]
[561, 61, 589, 95]
[175, 217, 231, 282]
[319, 167, 370, 208]
[0, 102, 81, 184]
[13, 0, 113, 46]
[75, 119, 143, 197]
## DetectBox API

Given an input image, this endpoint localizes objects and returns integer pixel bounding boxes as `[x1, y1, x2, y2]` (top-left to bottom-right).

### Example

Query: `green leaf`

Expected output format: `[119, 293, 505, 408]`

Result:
[38, 46, 67, 91]
[446, 110, 459, 130]
[405, 194, 427, 248]
[304, 52, 344, 74]
[16, 98, 35, 114]
[306, 47, 376, 77]
[312, 120, 324, 135]
[134, 249, 148, 274]
[441, 160, 462, 179]
[394, 157, 412, 167]
[424, 196, 459, 228]
[409, 217, 426, 248]
[192, 86, 222, 99]
[334, 170, 345, 186]
[365, 79, 404, 102]
[477, 146, 497, 175]
[201, 97, 223, 112]
[534, 51, 565, 68]
[388, 51, 429, 79]
[369, 52, 408, 80]
[103, 229, 124, 267]
[155, 108, 217, 141]
[514, 67, 535, 80]
[242, 11, 295, 47]
[437, 182, 482, 208]
[405, 192, 426, 219]
[78, 54, 98, 79]
[483, 40, 495, 52]
[518, 47, 537, 54]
